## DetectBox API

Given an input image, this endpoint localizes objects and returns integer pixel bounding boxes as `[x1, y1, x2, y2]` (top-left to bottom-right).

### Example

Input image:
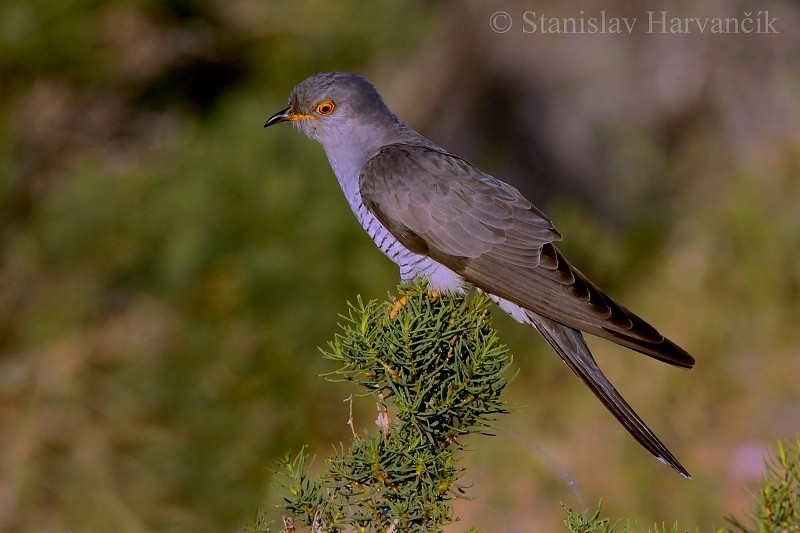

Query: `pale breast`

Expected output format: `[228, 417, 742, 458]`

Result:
[327, 144, 468, 294]
[355, 199, 468, 294]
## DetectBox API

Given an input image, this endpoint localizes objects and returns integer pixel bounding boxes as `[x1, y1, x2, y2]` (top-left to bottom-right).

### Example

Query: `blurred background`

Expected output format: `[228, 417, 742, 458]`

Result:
[1, 0, 799, 531]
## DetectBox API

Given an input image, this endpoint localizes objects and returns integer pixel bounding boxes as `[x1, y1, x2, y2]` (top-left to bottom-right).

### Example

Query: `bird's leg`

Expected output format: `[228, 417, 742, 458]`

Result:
[388, 296, 409, 319]
[388, 290, 440, 319]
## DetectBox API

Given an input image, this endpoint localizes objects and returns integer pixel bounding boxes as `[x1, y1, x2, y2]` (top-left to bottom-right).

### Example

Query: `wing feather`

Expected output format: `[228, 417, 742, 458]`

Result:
[359, 144, 694, 368]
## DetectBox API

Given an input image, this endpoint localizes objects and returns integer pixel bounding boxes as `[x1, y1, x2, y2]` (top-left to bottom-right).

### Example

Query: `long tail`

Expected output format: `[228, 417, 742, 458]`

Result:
[525, 311, 690, 478]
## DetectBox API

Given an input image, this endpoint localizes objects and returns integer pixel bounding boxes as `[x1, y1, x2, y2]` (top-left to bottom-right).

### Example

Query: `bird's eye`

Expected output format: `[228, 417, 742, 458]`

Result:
[315, 100, 335, 115]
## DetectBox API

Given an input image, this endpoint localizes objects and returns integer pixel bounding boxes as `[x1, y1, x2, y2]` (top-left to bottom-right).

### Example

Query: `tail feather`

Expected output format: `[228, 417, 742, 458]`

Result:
[525, 310, 690, 478]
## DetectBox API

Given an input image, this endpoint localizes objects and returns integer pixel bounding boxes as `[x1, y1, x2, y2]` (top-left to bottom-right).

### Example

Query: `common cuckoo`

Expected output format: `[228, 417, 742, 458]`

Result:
[265, 72, 694, 478]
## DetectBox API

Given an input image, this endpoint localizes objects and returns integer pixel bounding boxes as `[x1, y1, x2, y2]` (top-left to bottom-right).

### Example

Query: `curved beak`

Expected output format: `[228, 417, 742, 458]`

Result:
[264, 107, 292, 128]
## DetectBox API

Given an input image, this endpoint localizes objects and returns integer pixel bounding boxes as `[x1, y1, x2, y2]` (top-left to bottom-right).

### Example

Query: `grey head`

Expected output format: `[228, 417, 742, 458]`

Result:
[265, 72, 421, 154]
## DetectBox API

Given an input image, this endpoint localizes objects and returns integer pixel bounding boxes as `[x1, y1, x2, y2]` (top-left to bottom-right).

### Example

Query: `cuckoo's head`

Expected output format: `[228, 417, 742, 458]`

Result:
[264, 72, 399, 145]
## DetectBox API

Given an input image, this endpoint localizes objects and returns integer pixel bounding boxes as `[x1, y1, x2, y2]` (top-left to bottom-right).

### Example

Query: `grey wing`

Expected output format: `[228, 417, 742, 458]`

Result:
[359, 144, 562, 266]
[359, 144, 694, 369]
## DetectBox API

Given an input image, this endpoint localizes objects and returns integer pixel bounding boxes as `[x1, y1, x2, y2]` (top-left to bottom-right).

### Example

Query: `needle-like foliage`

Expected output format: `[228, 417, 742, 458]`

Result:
[272, 281, 513, 531]
[727, 435, 800, 533]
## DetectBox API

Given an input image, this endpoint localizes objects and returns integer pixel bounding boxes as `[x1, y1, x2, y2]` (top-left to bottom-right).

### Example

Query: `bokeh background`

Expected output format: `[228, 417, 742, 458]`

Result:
[2, 0, 799, 531]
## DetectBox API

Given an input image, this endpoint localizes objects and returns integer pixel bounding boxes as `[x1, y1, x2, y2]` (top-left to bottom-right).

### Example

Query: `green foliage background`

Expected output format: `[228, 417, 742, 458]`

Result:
[1, 1, 798, 531]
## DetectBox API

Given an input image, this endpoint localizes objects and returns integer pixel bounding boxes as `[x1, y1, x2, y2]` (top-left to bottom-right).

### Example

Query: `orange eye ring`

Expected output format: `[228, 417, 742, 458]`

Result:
[315, 100, 335, 115]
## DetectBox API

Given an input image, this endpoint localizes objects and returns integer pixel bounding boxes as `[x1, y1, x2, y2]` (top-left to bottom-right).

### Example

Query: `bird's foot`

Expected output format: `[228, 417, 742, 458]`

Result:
[388, 290, 440, 319]
[388, 296, 409, 319]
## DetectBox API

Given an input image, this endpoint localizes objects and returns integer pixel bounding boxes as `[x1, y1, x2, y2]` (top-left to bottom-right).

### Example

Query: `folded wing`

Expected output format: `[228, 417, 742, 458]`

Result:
[360, 143, 694, 369]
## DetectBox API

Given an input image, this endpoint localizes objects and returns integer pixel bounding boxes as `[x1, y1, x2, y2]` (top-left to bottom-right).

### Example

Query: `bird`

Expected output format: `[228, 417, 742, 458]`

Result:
[264, 72, 694, 478]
